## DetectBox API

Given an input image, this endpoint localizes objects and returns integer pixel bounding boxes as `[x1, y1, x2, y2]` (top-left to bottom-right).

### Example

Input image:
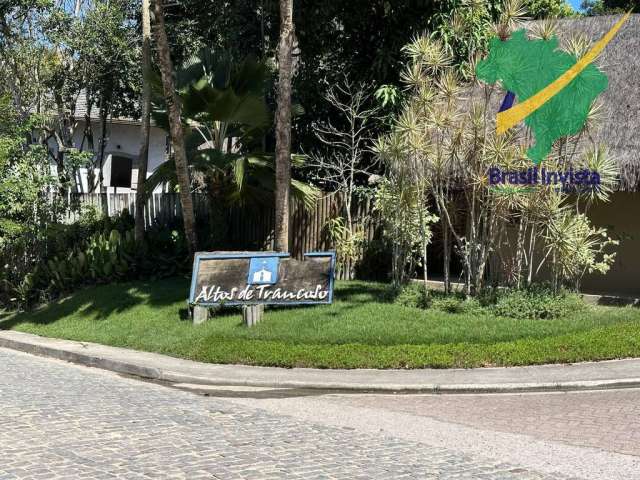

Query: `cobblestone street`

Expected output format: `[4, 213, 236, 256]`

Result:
[0, 348, 584, 480]
[2, 348, 640, 479]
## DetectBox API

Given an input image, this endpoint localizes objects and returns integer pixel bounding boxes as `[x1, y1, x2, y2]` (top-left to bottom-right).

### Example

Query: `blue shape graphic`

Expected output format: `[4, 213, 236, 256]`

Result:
[247, 257, 279, 285]
[499, 91, 516, 112]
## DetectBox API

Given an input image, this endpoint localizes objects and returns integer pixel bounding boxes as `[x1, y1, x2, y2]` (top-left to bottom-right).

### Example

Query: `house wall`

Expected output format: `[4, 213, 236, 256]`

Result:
[582, 192, 640, 296]
[48, 119, 168, 193]
[491, 192, 639, 297]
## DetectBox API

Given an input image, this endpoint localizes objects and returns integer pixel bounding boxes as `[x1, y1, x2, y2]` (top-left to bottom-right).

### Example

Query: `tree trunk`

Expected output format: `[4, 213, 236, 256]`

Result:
[443, 219, 451, 294]
[134, 0, 152, 244]
[151, 0, 198, 255]
[96, 103, 108, 192]
[273, 0, 294, 253]
[419, 204, 428, 296]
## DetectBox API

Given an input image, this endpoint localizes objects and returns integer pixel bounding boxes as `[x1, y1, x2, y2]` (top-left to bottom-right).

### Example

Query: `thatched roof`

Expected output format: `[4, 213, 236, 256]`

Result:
[526, 14, 640, 191]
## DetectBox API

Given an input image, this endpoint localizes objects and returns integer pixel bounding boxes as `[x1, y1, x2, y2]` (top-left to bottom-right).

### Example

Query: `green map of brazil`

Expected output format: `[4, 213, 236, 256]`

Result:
[476, 29, 608, 164]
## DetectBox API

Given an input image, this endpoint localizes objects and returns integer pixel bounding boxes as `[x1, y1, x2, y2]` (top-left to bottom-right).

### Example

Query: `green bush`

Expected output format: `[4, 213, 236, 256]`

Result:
[2, 207, 189, 310]
[393, 282, 429, 309]
[430, 296, 466, 314]
[393, 283, 481, 314]
[492, 286, 585, 320]
[391, 283, 584, 320]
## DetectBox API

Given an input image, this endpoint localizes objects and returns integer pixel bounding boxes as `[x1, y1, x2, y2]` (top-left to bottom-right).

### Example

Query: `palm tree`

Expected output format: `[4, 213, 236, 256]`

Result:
[134, 0, 151, 244]
[274, 0, 294, 252]
[150, 0, 198, 255]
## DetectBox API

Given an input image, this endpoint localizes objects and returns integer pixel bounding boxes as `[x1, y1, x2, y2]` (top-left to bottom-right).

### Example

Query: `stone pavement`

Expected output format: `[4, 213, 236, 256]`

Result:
[325, 389, 640, 457]
[2, 330, 640, 393]
[215, 387, 640, 480]
[0, 348, 578, 480]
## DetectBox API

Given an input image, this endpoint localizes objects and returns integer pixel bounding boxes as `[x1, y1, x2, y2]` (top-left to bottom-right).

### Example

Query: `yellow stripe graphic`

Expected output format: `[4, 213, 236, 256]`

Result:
[497, 11, 632, 135]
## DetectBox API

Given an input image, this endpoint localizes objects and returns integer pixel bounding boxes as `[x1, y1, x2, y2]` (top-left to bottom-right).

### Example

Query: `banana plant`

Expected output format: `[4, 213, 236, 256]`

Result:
[148, 48, 318, 208]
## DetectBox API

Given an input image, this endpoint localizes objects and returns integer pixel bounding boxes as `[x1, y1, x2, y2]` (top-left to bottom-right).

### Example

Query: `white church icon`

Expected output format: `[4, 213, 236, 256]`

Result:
[252, 265, 272, 283]
[247, 257, 279, 285]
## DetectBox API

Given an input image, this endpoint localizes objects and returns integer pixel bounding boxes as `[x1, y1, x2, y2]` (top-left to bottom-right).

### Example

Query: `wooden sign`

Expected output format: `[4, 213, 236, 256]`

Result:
[189, 252, 335, 307]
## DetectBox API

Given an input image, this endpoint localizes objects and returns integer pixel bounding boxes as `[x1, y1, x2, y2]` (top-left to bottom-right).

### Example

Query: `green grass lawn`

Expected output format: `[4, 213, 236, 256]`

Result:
[1, 277, 640, 369]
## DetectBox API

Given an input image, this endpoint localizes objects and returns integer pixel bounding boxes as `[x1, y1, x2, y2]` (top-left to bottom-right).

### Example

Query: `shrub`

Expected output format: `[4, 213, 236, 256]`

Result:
[393, 282, 429, 309]
[430, 296, 467, 314]
[391, 283, 584, 320]
[492, 286, 585, 320]
[1, 207, 189, 310]
[392, 283, 482, 314]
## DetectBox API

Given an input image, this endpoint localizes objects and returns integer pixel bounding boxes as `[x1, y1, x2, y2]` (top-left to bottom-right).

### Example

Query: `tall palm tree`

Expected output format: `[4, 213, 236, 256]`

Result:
[274, 0, 294, 253]
[150, 0, 198, 255]
[134, 0, 151, 244]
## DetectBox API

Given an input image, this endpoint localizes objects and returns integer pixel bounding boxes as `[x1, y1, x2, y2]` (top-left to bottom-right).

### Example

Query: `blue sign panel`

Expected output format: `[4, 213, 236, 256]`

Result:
[247, 257, 279, 285]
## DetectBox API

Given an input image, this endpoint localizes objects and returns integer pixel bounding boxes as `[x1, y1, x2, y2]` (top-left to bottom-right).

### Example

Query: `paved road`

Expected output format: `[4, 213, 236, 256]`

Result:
[0, 348, 581, 480]
[324, 389, 640, 457]
[0, 349, 640, 480]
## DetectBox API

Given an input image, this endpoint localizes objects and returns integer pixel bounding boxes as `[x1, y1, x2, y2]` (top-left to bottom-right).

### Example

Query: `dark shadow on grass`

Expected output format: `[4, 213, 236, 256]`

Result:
[596, 296, 640, 307]
[0, 278, 392, 332]
[261, 281, 393, 319]
[0, 277, 191, 331]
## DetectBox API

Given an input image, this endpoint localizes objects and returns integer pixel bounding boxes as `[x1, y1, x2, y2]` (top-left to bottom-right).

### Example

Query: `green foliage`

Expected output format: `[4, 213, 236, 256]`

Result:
[527, 0, 575, 18]
[374, 84, 401, 108]
[393, 282, 480, 314]
[164, 0, 530, 153]
[492, 286, 585, 319]
[326, 217, 366, 278]
[544, 211, 618, 290]
[393, 282, 430, 309]
[378, 12, 620, 294]
[46, 228, 136, 291]
[581, 0, 635, 15]
[430, 295, 477, 314]
[148, 48, 318, 209]
[394, 282, 585, 320]
[0, 98, 66, 305]
[44, 0, 140, 118]
[374, 179, 438, 286]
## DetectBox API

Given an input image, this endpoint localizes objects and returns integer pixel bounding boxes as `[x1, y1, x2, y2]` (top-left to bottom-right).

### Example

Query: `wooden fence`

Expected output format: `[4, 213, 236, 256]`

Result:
[62, 192, 379, 263]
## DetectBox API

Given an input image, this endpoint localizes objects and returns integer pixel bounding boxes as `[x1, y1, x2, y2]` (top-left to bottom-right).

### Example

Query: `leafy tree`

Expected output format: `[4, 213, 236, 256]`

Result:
[526, 0, 574, 18]
[1, 1, 140, 194]
[373, 179, 438, 288]
[0, 0, 54, 118]
[0, 95, 63, 305]
[66, 0, 139, 190]
[581, 0, 635, 15]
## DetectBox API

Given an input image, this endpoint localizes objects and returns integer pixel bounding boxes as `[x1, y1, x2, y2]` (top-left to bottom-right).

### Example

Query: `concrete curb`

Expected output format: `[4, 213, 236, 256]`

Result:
[2, 331, 640, 393]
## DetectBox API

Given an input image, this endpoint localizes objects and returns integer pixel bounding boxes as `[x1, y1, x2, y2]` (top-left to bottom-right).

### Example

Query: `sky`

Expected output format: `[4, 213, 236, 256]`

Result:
[568, 0, 584, 10]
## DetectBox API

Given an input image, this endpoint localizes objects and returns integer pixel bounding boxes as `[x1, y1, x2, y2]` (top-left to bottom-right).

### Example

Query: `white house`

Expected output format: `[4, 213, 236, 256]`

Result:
[47, 93, 170, 193]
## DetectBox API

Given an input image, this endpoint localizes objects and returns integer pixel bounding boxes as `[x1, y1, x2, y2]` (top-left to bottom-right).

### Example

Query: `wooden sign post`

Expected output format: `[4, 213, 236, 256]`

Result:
[189, 251, 335, 326]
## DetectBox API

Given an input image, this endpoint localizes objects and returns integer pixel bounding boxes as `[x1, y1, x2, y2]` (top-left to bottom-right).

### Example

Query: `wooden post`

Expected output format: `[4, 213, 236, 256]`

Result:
[243, 304, 264, 327]
[192, 305, 209, 325]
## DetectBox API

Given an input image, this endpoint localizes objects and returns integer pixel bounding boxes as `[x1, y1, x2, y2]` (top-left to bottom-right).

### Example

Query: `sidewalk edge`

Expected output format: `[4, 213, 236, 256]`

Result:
[2, 333, 640, 394]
